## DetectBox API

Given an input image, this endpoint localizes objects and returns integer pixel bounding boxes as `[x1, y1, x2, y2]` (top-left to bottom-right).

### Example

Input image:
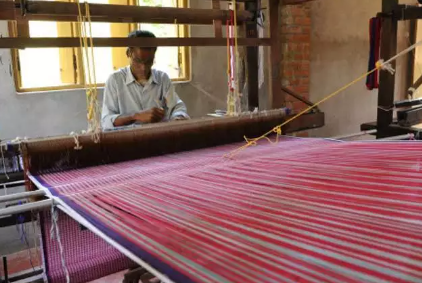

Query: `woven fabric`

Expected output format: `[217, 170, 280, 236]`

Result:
[34, 137, 422, 283]
[40, 210, 135, 283]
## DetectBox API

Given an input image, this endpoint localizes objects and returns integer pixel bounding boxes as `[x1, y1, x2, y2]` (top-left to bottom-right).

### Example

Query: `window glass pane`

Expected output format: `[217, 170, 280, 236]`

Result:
[137, 0, 182, 79]
[19, 21, 71, 89]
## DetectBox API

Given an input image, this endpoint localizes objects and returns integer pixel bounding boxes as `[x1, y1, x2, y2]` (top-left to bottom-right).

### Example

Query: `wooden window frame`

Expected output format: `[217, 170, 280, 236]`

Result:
[8, 0, 191, 93]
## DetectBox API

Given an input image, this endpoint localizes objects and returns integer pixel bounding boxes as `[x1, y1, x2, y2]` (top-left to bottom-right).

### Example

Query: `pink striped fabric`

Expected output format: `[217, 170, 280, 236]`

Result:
[40, 210, 135, 283]
[34, 137, 422, 283]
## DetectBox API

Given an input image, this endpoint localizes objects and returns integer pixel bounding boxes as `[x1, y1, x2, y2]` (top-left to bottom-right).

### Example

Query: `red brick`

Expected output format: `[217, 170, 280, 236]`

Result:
[284, 34, 311, 43]
[302, 26, 311, 35]
[291, 67, 310, 75]
[282, 25, 303, 34]
[283, 69, 295, 77]
[294, 53, 310, 60]
[291, 86, 309, 94]
[292, 101, 308, 111]
[294, 16, 312, 26]
[287, 6, 306, 17]
[299, 77, 310, 85]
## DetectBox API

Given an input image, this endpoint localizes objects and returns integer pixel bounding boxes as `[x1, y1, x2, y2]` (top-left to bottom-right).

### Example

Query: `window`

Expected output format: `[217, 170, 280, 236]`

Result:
[9, 0, 190, 92]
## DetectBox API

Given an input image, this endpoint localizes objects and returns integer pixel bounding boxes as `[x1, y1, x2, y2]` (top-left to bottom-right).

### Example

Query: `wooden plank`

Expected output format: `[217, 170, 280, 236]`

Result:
[0, 37, 271, 48]
[212, 0, 223, 38]
[10, 1, 253, 25]
[376, 0, 399, 139]
[393, 5, 422, 21]
[245, 0, 259, 111]
[406, 19, 417, 96]
[269, 0, 283, 108]
[0, 1, 15, 20]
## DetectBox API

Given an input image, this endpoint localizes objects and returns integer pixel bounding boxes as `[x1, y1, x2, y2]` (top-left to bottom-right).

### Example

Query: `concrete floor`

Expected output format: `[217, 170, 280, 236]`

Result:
[0, 185, 39, 279]
[0, 186, 37, 255]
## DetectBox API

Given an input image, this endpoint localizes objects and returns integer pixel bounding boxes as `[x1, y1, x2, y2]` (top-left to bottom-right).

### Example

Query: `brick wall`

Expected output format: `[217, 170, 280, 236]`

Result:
[280, 3, 311, 112]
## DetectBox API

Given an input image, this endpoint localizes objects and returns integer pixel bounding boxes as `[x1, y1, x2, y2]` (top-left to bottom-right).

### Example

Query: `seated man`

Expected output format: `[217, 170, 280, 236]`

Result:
[101, 30, 189, 130]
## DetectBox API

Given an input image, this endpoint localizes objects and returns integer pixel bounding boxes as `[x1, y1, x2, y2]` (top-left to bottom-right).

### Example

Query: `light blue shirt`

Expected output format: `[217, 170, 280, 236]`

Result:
[101, 66, 189, 130]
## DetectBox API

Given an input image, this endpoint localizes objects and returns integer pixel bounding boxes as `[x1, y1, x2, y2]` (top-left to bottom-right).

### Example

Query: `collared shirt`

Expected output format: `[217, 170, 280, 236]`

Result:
[101, 66, 189, 130]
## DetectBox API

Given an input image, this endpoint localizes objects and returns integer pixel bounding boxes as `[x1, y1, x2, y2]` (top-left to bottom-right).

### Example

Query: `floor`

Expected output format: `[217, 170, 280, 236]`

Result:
[0, 185, 156, 282]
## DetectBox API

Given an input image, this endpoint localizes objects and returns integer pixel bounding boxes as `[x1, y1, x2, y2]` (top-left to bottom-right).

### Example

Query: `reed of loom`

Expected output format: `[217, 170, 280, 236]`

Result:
[22, 110, 324, 181]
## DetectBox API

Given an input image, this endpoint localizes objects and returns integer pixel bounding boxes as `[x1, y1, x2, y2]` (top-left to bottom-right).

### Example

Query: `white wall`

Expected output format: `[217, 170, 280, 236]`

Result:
[308, 0, 413, 137]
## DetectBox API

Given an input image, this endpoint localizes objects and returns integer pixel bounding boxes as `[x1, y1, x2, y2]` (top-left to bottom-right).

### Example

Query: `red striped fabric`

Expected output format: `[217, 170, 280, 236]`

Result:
[35, 137, 422, 283]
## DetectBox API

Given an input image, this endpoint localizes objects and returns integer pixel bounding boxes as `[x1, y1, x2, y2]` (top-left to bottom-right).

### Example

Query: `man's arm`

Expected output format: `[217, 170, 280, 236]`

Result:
[101, 76, 122, 130]
[113, 109, 165, 127]
[163, 78, 190, 120]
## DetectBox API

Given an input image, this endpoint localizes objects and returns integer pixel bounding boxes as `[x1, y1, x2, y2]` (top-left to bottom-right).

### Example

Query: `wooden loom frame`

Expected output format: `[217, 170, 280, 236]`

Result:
[361, 0, 422, 139]
[0, 0, 319, 111]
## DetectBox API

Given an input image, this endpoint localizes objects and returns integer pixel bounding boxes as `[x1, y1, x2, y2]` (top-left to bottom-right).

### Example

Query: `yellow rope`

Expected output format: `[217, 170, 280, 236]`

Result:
[225, 63, 384, 158]
[75, 0, 100, 142]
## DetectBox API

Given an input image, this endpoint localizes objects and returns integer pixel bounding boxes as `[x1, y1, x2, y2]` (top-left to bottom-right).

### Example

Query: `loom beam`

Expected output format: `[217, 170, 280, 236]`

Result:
[0, 0, 253, 24]
[22, 111, 324, 176]
[0, 37, 271, 49]
[0, 190, 45, 203]
[0, 199, 52, 217]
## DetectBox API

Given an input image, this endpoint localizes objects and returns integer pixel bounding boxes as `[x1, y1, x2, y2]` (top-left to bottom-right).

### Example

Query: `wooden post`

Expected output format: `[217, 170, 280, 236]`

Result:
[245, 0, 259, 111]
[212, 0, 223, 38]
[269, 0, 283, 108]
[376, 0, 399, 139]
[406, 19, 417, 97]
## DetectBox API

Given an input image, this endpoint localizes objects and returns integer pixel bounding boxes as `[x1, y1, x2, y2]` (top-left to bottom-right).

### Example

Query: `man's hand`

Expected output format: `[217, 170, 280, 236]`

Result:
[172, 116, 187, 121]
[133, 107, 165, 123]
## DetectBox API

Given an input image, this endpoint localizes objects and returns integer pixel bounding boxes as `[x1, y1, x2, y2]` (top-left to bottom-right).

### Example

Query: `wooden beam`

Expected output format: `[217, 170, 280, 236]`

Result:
[0, 0, 253, 25]
[406, 19, 417, 97]
[0, 37, 271, 48]
[0, 1, 16, 20]
[245, 0, 259, 111]
[393, 5, 422, 21]
[269, 0, 283, 108]
[377, 0, 399, 139]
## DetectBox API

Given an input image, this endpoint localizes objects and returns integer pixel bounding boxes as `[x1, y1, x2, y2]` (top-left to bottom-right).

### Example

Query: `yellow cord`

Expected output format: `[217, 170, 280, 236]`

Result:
[75, 0, 100, 142]
[226, 64, 383, 158]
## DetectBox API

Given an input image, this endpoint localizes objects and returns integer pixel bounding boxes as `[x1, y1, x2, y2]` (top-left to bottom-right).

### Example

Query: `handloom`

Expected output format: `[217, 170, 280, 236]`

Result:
[27, 135, 422, 283]
[12, 109, 322, 282]
[11, 108, 420, 283]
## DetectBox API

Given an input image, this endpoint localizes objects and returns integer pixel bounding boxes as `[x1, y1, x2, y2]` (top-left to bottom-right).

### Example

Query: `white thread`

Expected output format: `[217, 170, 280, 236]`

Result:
[70, 132, 83, 150]
[50, 205, 70, 283]
[3, 184, 8, 207]
[377, 59, 396, 75]
[377, 106, 395, 112]
[0, 144, 9, 180]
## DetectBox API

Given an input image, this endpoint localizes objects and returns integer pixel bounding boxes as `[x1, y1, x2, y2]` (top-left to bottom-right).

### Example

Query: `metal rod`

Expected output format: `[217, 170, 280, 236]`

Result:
[332, 129, 377, 140]
[0, 199, 52, 217]
[3, 257, 8, 283]
[282, 86, 319, 109]
[0, 180, 25, 187]
[378, 134, 415, 140]
[0, 190, 45, 203]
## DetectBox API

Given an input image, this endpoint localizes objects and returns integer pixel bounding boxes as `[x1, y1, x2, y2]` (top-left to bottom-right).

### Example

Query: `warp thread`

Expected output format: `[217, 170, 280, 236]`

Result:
[50, 205, 70, 283]
[228, 22, 422, 158]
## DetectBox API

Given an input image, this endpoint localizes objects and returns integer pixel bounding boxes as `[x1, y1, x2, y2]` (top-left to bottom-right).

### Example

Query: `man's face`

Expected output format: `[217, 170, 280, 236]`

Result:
[129, 47, 156, 76]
